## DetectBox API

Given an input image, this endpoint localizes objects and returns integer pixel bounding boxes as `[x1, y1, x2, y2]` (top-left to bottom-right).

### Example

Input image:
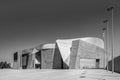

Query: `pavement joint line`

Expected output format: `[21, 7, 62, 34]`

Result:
[80, 76, 106, 80]
[86, 73, 120, 78]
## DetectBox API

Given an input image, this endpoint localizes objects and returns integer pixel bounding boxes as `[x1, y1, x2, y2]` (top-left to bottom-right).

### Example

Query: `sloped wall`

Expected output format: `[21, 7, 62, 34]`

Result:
[41, 49, 54, 69]
[69, 40, 79, 69]
[27, 54, 33, 69]
[53, 44, 63, 69]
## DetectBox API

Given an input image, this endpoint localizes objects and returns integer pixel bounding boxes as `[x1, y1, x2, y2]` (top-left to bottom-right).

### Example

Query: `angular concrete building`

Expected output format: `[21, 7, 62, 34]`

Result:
[70, 38, 104, 69]
[13, 37, 105, 69]
[13, 48, 38, 69]
[56, 37, 104, 69]
[13, 43, 63, 69]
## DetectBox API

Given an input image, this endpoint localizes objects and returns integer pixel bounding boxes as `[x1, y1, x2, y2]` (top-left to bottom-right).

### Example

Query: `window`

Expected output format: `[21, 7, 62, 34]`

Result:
[14, 52, 18, 62]
[96, 59, 100, 62]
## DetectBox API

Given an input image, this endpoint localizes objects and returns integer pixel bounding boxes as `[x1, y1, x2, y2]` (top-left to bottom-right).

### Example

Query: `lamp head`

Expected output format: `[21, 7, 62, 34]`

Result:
[103, 20, 108, 23]
[103, 28, 107, 31]
[107, 6, 114, 11]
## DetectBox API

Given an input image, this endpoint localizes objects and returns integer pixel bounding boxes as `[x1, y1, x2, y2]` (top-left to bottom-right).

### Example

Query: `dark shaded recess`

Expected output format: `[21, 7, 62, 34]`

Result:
[35, 50, 41, 69]
[22, 53, 29, 69]
[96, 59, 100, 69]
[63, 61, 69, 69]
[108, 56, 120, 73]
[14, 52, 18, 62]
[53, 43, 69, 69]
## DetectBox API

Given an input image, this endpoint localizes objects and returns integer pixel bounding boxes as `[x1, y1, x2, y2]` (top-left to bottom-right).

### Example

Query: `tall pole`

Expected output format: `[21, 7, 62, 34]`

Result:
[107, 6, 114, 73]
[103, 20, 109, 71]
[102, 27, 107, 69]
[106, 21, 109, 71]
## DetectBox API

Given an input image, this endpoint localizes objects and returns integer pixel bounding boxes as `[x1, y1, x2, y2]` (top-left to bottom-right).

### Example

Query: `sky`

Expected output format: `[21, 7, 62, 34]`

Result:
[0, 0, 120, 63]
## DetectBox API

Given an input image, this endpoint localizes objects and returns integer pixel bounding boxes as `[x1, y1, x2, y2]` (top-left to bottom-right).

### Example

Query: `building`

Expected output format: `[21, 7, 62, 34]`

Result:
[13, 37, 105, 69]
[56, 37, 104, 69]
[13, 48, 37, 69]
[13, 43, 64, 69]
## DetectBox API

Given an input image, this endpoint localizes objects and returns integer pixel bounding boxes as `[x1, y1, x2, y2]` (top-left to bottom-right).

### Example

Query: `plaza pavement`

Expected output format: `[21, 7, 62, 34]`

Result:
[0, 69, 120, 80]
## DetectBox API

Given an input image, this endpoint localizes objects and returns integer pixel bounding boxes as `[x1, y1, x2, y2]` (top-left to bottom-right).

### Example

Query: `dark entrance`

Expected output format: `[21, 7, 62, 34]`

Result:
[22, 54, 29, 69]
[14, 52, 18, 62]
[96, 59, 100, 69]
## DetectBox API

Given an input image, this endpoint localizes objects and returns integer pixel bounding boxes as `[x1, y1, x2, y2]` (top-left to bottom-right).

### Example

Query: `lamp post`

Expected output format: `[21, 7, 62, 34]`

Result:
[103, 20, 109, 71]
[107, 6, 114, 73]
[102, 27, 107, 70]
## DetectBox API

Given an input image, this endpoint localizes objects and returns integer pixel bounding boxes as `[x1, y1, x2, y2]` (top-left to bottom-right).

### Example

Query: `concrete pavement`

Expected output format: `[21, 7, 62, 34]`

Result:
[0, 69, 120, 80]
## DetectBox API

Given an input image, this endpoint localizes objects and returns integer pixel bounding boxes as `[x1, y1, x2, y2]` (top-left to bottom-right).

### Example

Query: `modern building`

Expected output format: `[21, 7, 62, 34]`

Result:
[56, 37, 104, 69]
[13, 48, 37, 69]
[13, 37, 105, 69]
[13, 44, 54, 69]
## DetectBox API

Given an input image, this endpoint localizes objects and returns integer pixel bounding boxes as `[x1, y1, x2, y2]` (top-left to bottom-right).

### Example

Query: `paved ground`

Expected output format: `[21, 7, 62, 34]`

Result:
[0, 69, 120, 80]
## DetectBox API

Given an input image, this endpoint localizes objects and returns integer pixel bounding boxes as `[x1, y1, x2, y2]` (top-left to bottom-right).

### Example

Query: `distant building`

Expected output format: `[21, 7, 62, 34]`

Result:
[13, 37, 105, 69]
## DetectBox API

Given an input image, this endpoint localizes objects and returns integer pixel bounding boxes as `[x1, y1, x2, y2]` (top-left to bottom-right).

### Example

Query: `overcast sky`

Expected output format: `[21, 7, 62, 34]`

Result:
[0, 0, 120, 63]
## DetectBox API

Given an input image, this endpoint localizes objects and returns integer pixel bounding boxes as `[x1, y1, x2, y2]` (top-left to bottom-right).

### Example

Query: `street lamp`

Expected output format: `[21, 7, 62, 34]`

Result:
[102, 27, 107, 70]
[107, 6, 114, 73]
[103, 20, 109, 71]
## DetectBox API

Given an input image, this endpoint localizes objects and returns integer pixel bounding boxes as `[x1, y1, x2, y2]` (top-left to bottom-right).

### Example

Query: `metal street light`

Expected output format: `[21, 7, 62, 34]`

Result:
[103, 20, 109, 71]
[107, 6, 114, 73]
[102, 27, 107, 70]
